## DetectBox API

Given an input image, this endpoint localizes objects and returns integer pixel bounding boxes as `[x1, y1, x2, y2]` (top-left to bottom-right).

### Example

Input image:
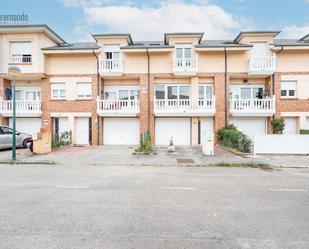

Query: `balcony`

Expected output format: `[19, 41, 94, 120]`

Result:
[249, 55, 276, 75]
[97, 99, 140, 116]
[173, 56, 198, 76]
[10, 55, 32, 64]
[0, 100, 42, 117]
[154, 98, 215, 116]
[99, 58, 123, 76]
[230, 97, 275, 116]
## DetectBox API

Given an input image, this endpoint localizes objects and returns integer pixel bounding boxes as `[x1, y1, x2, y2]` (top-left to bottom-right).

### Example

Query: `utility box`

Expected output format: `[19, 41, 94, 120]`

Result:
[202, 132, 214, 156]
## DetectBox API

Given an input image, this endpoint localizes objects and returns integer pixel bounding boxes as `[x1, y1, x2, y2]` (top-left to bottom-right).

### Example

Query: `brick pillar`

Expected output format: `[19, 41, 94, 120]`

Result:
[190, 76, 199, 145]
[274, 72, 281, 118]
[41, 77, 52, 135]
[139, 74, 155, 142]
[214, 73, 227, 134]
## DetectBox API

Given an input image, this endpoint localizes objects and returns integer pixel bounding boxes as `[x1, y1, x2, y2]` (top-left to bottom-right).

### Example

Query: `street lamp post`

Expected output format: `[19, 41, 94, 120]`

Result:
[8, 66, 21, 161]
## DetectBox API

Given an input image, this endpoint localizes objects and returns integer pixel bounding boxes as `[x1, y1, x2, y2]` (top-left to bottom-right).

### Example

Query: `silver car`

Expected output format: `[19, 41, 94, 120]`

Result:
[0, 125, 33, 150]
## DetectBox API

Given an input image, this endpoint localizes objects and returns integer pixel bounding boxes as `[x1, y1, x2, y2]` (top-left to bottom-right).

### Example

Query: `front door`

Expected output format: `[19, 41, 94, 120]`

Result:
[75, 117, 89, 145]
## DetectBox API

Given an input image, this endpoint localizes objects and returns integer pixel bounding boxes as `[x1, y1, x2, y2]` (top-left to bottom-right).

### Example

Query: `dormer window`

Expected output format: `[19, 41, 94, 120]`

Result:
[175, 44, 192, 59]
[10, 41, 32, 63]
[251, 42, 267, 58]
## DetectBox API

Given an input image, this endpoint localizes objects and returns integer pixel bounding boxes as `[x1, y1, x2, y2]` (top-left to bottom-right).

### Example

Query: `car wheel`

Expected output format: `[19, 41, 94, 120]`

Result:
[22, 139, 29, 148]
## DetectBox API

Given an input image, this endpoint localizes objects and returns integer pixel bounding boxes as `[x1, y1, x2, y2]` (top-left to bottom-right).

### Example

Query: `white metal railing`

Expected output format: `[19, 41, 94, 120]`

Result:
[97, 100, 140, 113]
[154, 98, 215, 114]
[249, 55, 276, 73]
[10, 54, 32, 63]
[0, 100, 41, 114]
[99, 58, 123, 73]
[230, 97, 275, 113]
[173, 56, 198, 73]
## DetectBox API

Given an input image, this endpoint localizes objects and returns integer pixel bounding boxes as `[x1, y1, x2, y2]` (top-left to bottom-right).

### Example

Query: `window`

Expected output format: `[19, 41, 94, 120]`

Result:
[231, 86, 263, 99]
[155, 85, 165, 99]
[155, 85, 191, 100]
[10, 41, 32, 63]
[199, 85, 213, 99]
[77, 83, 92, 99]
[251, 42, 267, 58]
[175, 45, 192, 59]
[51, 83, 66, 100]
[104, 89, 139, 101]
[1, 126, 13, 134]
[281, 81, 297, 98]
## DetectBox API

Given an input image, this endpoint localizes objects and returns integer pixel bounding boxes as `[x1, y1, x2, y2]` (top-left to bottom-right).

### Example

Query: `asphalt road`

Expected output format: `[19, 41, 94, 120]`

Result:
[0, 164, 309, 249]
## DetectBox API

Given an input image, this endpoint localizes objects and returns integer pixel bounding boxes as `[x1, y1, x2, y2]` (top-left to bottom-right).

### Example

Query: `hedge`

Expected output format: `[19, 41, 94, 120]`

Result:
[217, 124, 252, 153]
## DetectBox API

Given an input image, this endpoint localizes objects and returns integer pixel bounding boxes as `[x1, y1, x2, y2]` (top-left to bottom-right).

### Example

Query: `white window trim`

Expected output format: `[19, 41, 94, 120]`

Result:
[281, 81, 297, 99]
[9, 41, 32, 63]
[76, 82, 92, 100]
[51, 83, 66, 100]
[155, 84, 191, 100]
[230, 84, 265, 99]
[104, 86, 140, 100]
[198, 84, 213, 99]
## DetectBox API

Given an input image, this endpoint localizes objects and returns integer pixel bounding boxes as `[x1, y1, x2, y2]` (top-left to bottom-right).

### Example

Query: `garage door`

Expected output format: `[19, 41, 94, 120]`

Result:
[200, 117, 213, 145]
[283, 117, 297, 134]
[155, 118, 190, 146]
[230, 117, 266, 137]
[104, 118, 139, 145]
[9, 118, 41, 139]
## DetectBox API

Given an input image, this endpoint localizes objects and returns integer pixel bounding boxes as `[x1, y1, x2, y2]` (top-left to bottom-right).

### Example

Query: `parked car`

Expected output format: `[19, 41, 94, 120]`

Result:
[0, 125, 33, 150]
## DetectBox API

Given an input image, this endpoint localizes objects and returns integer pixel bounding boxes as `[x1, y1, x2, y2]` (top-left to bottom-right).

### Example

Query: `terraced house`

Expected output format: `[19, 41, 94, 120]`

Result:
[0, 25, 309, 146]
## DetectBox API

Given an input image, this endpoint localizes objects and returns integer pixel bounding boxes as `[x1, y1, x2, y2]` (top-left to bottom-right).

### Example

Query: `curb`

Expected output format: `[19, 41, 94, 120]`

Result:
[0, 160, 56, 165]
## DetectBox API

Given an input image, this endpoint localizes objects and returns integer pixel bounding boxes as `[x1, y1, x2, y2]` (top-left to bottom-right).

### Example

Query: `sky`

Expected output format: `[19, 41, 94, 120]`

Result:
[1, 0, 309, 43]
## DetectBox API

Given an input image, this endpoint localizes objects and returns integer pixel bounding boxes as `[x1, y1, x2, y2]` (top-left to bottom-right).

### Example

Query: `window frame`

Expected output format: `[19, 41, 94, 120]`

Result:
[155, 84, 191, 100]
[51, 83, 66, 100]
[198, 84, 213, 100]
[281, 81, 297, 99]
[76, 82, 92, 100]
[9, 41, 32, 63]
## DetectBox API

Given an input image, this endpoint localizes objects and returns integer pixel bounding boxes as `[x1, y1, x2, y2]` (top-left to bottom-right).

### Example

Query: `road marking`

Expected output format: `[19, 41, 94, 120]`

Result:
[55, 185, 90, 189]
[270, 188, 307, 192]
[160, 187, 195, 190]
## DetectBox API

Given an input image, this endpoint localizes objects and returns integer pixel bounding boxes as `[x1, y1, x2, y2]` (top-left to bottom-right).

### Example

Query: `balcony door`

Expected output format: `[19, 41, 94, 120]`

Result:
[104, 45, 121, 70]
[230, 85, 264, 100]
[155, 85, 190, 100]
[15, 86, 41, 101]
[175, 44, 192, 67]
[251, 42, 267, 58]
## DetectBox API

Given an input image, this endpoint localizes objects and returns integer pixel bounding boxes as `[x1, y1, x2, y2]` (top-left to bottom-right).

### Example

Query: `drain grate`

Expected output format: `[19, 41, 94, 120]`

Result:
[177, 159, 195, 164]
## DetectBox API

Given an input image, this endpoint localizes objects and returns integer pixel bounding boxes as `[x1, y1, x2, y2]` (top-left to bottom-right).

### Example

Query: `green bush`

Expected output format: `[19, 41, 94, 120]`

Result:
[217, 125, 252, 153]
[134, 132, 153, 154]
[271, 118, 285, 134]
[300, 129, 309, 134]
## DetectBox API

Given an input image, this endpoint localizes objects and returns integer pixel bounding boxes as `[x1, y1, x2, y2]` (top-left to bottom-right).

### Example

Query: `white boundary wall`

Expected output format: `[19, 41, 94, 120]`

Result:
[253, 134, 309, 155]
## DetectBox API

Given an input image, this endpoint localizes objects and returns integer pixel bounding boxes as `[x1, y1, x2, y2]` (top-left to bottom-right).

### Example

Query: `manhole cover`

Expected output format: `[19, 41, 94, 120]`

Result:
[177, 159, 195, 164]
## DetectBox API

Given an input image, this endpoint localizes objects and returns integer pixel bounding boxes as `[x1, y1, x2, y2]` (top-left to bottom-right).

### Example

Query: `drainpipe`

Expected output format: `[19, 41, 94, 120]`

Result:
[272, 45, 284, 95]
[91, 34, 100, 145]
[224, 47, 228, 126]
[146, 48, 151, 135]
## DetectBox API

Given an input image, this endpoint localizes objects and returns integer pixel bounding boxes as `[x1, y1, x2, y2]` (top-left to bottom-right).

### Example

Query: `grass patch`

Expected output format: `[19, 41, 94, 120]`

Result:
[213, 161, 258, 168]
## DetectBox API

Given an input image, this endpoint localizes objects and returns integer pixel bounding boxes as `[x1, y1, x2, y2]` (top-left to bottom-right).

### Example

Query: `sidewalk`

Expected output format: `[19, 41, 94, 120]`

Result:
[1, 145, 308, 168]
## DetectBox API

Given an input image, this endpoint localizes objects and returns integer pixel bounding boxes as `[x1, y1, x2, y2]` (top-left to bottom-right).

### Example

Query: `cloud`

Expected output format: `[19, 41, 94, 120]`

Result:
[281, 25, 309, 39]
[59, 0, 253, 41]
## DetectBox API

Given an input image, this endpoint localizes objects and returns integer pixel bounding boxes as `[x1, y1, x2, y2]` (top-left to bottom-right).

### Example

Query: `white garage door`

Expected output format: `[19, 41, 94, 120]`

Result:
[75, 117, 89, 145]
[200, 117, 213, 145]
[104, 118, 139, 145]
[155, 118, 191, 146]
[9, 118, 41, 139]
[283, 117, 297, 134]
[230, 117, 266, 137]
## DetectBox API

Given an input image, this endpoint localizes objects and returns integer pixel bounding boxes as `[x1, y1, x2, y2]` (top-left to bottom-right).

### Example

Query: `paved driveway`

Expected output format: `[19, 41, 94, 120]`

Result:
[0, 164, 308, 249]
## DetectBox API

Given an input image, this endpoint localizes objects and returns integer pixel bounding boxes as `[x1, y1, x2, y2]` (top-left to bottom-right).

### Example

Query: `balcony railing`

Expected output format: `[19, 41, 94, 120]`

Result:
[10, 55, 32, 63]
[249, 55, 276, 75]
[99, 58, 123, 74]
[97, 99, 140, 116]
[154, 98, 215, 116]
[173, 56, 198, 75]
[0, 100, 42, 117]
[230, 97, 275, 116]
